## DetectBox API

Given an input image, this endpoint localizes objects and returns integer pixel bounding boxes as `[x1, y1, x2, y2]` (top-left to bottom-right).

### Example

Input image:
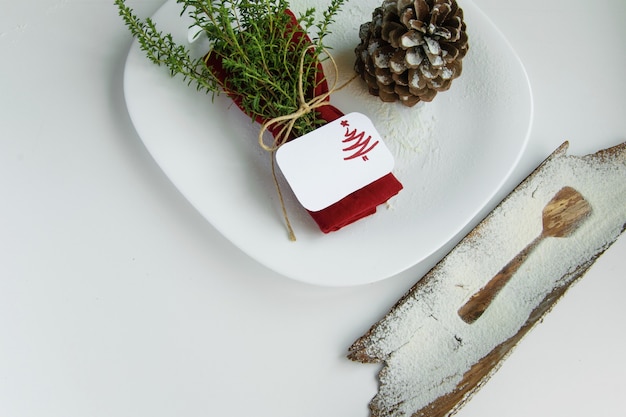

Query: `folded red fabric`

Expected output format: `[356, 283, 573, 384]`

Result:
[205, 10, 402, 233]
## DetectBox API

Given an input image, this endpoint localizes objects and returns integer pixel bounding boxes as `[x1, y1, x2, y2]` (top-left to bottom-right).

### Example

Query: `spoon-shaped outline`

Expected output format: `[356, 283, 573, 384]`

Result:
[458, 186, 592, 324]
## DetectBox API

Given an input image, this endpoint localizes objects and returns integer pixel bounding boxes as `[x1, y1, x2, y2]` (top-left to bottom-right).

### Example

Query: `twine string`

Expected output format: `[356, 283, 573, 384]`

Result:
[257, 45, 356, 241]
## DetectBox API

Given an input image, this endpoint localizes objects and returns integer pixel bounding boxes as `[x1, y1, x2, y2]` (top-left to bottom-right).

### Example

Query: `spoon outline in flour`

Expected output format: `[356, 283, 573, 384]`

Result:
[458, 186, 593, 324]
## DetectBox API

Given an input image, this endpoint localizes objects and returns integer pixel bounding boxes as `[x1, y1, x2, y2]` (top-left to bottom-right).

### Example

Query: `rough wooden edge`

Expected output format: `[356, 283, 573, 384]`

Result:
[348, 142, 570, 362]
[348, 141, 626, 417]
[409, 252, 611, 417]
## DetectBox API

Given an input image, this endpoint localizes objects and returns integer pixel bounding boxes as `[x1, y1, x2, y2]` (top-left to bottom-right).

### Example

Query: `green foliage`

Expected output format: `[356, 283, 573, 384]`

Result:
[114, 0, 347, 138]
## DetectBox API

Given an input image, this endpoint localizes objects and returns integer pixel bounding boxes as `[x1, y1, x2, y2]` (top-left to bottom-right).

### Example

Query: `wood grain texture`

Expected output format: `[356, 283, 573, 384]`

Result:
[348, 141, 626, 417]
[457, 186, 592, 324]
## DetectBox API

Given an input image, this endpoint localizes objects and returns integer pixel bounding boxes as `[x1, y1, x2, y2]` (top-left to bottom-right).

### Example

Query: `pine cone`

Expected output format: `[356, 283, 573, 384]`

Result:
[355, 0, 469, 107]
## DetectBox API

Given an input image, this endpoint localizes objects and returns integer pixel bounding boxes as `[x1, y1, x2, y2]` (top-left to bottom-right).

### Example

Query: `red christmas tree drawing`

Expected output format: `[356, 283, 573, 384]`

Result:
[340, 119, 379, 161]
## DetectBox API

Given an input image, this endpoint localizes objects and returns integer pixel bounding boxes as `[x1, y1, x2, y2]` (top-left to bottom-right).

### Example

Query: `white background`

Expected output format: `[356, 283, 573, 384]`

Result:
[1, 1, 625, 416]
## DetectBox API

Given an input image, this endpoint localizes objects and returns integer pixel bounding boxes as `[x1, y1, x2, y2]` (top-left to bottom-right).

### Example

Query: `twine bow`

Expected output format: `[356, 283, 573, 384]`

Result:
[257, 46, 356, 241]
[257, 45, 350, 151]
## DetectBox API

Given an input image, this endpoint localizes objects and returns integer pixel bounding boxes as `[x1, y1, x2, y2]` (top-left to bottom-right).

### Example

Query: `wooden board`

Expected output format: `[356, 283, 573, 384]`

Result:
[348, 141, 626, 417]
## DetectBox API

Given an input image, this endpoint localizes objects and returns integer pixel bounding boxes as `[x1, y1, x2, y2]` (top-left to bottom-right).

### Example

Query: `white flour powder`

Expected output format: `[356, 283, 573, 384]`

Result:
[355, 143, 626, 417]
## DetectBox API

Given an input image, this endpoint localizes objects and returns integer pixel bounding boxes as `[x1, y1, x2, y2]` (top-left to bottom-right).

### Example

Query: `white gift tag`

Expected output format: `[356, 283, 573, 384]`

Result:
[275, 112, 395, 212]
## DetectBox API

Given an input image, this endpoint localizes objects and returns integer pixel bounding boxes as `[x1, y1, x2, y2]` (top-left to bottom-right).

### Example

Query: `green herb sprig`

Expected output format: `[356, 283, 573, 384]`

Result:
[114, 0, 347, 138]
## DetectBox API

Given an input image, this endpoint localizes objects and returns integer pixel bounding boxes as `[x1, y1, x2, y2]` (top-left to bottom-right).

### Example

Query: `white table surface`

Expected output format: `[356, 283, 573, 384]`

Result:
[1, 1, 625, 416]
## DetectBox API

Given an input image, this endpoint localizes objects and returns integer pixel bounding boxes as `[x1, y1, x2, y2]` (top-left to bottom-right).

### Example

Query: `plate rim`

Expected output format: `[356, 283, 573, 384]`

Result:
[122, 0, 533, 287]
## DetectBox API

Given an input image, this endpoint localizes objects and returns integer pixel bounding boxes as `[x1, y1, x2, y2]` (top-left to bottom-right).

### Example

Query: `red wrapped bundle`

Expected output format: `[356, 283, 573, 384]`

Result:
[205, 10, 402, 235]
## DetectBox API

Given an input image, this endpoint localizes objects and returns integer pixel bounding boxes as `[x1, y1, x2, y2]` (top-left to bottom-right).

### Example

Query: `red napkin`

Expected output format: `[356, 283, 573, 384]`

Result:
[205, 10, 402, 233]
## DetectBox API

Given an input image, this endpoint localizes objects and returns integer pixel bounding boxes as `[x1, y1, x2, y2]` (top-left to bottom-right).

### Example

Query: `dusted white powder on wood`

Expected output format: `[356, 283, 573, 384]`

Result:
[352, 143, 626, 417]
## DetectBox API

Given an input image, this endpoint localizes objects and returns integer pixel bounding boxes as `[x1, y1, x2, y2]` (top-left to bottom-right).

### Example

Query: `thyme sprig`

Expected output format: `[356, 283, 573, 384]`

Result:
[114, 0, 347, 138]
